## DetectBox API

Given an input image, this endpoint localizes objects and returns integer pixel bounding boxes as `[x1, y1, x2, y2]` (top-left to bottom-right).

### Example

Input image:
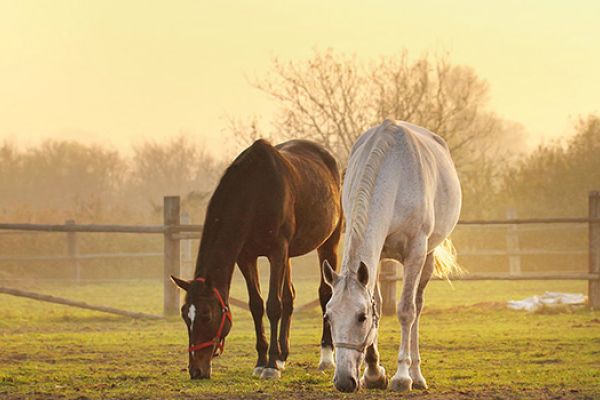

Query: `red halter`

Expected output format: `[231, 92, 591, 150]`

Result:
[188, 277, 232, 357]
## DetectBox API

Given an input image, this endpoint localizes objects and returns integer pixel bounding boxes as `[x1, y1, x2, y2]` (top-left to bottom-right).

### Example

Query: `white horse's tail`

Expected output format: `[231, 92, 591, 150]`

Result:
[433, 238, 463, 279]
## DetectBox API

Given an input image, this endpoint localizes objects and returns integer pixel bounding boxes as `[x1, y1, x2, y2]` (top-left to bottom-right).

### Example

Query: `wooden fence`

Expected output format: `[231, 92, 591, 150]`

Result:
[1, 192, 599, 318]
[379, 191, 600, 314]
[0, 196, 201, 317]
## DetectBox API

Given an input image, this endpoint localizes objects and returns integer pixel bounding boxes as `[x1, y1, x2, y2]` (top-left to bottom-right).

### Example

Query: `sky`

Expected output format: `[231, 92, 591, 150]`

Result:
[1, 0, 599, 158]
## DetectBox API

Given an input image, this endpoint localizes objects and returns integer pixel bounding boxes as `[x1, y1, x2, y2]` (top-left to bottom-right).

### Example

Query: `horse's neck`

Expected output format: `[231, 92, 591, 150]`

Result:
[193, 172, 261, 298]
[195, 256, 236, 299]
[342, 179, 399, 290]
[342, 225, 389, 291]
[194, 219, 249, 300]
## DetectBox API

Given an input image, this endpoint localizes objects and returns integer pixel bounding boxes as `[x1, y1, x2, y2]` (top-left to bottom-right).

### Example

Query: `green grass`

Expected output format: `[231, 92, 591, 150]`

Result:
[0, 277, 599, 399]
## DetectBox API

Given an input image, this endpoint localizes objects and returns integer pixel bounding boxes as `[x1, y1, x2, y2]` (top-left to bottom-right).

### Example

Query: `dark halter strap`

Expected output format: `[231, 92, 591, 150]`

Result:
[188, 277, 232, 357]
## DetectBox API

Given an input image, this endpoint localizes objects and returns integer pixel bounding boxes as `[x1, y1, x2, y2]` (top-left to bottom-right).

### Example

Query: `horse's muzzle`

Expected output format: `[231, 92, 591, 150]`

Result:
[333, 374, 359, 392]
[189, 365, 211, 379]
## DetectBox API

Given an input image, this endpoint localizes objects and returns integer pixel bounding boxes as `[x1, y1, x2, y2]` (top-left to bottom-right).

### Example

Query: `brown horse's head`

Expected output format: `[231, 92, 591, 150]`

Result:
[171, 276, 232, 379]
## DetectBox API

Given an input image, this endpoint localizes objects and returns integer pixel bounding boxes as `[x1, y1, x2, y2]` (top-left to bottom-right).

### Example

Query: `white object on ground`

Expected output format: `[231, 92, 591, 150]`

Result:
[507, 292, 587, 312]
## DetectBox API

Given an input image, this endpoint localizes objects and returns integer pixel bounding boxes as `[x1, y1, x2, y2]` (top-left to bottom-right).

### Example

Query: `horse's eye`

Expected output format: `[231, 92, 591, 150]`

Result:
[358, 313, 367, 323]
[323, 313, 330, 322]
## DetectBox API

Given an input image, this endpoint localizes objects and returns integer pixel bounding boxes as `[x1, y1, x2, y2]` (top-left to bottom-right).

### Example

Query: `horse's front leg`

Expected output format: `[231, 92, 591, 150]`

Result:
[410, 253, 434, 390]
[361, 341, 388, 389]
[260, 242, 289, 379]
[238, 257, 268, 377]
[361, 281, 388, 389]
[316, 224, 340, 370]
[277, 260, 295, 370]
[390, 239, 427, 392]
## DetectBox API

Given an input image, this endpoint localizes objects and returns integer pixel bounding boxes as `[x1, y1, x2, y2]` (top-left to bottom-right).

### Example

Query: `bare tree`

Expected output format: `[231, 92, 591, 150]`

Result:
[246, 50, 370, 159]
[228, 114, 275, 149]
[232, 49, 524, 170]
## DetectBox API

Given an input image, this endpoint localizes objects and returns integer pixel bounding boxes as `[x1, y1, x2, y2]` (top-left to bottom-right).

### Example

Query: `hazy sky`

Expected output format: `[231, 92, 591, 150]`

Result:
[1, 0, 598, 157]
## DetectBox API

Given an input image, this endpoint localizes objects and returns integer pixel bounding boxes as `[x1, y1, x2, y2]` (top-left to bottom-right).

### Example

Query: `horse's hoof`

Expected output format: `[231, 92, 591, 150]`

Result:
[361, 374, 388, 390]
[276, 360, 286, 370]
[318, 360, 335, 371]
[252, 367, 265, 377]
[318, 346, 335, 371]
[390, 376, 412, 392]
[361, 366, 388, 389]
[260, 368, 281, 379]
[412, 378, 428, 390]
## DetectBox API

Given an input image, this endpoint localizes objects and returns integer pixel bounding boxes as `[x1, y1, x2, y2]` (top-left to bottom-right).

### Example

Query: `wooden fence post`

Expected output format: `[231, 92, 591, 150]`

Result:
[380, 259, 397, 316]
[180, 212, 194, 279]
[506, 209, 521, 276]
[589, 191, 600, 309]
[163, 196, 181, 316]
[65, 219, 80, 283]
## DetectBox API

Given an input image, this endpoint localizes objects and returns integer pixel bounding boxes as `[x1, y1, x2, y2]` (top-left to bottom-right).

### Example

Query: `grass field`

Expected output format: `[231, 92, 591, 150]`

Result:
[1, 273, 599, 399]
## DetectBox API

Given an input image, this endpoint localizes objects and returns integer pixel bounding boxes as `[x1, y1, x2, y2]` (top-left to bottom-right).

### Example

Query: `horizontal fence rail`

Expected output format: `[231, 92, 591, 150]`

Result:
[457, 217, 600, 225]
[0, 253, 163, 262]
[0, 286, 162, 320]
[381, 272, 600, 281]
[458, 249, 587, 256]
[0, 223, 166, 234]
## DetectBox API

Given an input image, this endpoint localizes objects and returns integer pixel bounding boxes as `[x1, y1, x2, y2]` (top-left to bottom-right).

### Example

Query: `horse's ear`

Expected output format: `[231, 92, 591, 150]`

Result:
[322, 260, 339, 287]
[171, 275, 191, 291]
[357, 261, 369, 286]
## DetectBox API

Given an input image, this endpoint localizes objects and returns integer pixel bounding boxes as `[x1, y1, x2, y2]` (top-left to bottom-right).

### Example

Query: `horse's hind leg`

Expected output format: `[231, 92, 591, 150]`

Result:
[316, 221, 341, 370]
[410, 252, 434, 390]
[261, 242, 289, 379]
[390, 238, 427, 392]
[238, 257, 268, 377]
[278, 259, 295, 369]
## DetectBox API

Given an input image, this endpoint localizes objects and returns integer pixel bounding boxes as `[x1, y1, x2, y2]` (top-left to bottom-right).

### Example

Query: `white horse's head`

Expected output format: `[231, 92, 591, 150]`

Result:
[323, 260, 379, 392]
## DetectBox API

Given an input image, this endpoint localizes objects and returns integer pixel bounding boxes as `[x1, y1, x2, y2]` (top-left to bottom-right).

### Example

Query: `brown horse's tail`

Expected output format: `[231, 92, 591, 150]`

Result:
[433, 238, 463, 279]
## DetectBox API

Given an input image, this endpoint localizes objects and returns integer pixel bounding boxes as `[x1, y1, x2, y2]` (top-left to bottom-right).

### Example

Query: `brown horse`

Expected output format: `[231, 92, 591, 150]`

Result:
[171, 139, 342, 380]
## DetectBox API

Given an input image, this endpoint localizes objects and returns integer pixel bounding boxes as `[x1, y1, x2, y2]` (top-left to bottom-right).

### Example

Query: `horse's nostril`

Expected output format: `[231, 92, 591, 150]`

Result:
[190, 366, 211, 380]
[349, 377, 358, 392]
[189, 368, 202, 380]
[334, 375, 358, 392]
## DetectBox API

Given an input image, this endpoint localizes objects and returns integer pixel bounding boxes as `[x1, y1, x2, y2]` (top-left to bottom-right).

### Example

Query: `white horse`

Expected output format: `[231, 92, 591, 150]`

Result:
[322, 119, 462, 392]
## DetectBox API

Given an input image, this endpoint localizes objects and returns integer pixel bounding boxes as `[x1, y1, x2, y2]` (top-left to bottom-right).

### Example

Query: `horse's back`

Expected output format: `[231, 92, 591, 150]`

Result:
[346, 120, 461, 253]
[397, 122, 461, 246]
[276, 140, 343, 256]
[219, 138, 341, 258]
[276, 139, 340, 182]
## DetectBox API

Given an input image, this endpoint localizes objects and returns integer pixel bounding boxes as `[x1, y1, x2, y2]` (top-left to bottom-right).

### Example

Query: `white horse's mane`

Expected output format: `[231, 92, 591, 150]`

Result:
[347, 121, 398, 255]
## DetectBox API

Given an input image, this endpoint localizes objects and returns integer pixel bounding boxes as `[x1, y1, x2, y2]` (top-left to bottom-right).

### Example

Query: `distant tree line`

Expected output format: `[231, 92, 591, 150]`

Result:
[498, 115, 600, 218]
[0, 136, 224, 224]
